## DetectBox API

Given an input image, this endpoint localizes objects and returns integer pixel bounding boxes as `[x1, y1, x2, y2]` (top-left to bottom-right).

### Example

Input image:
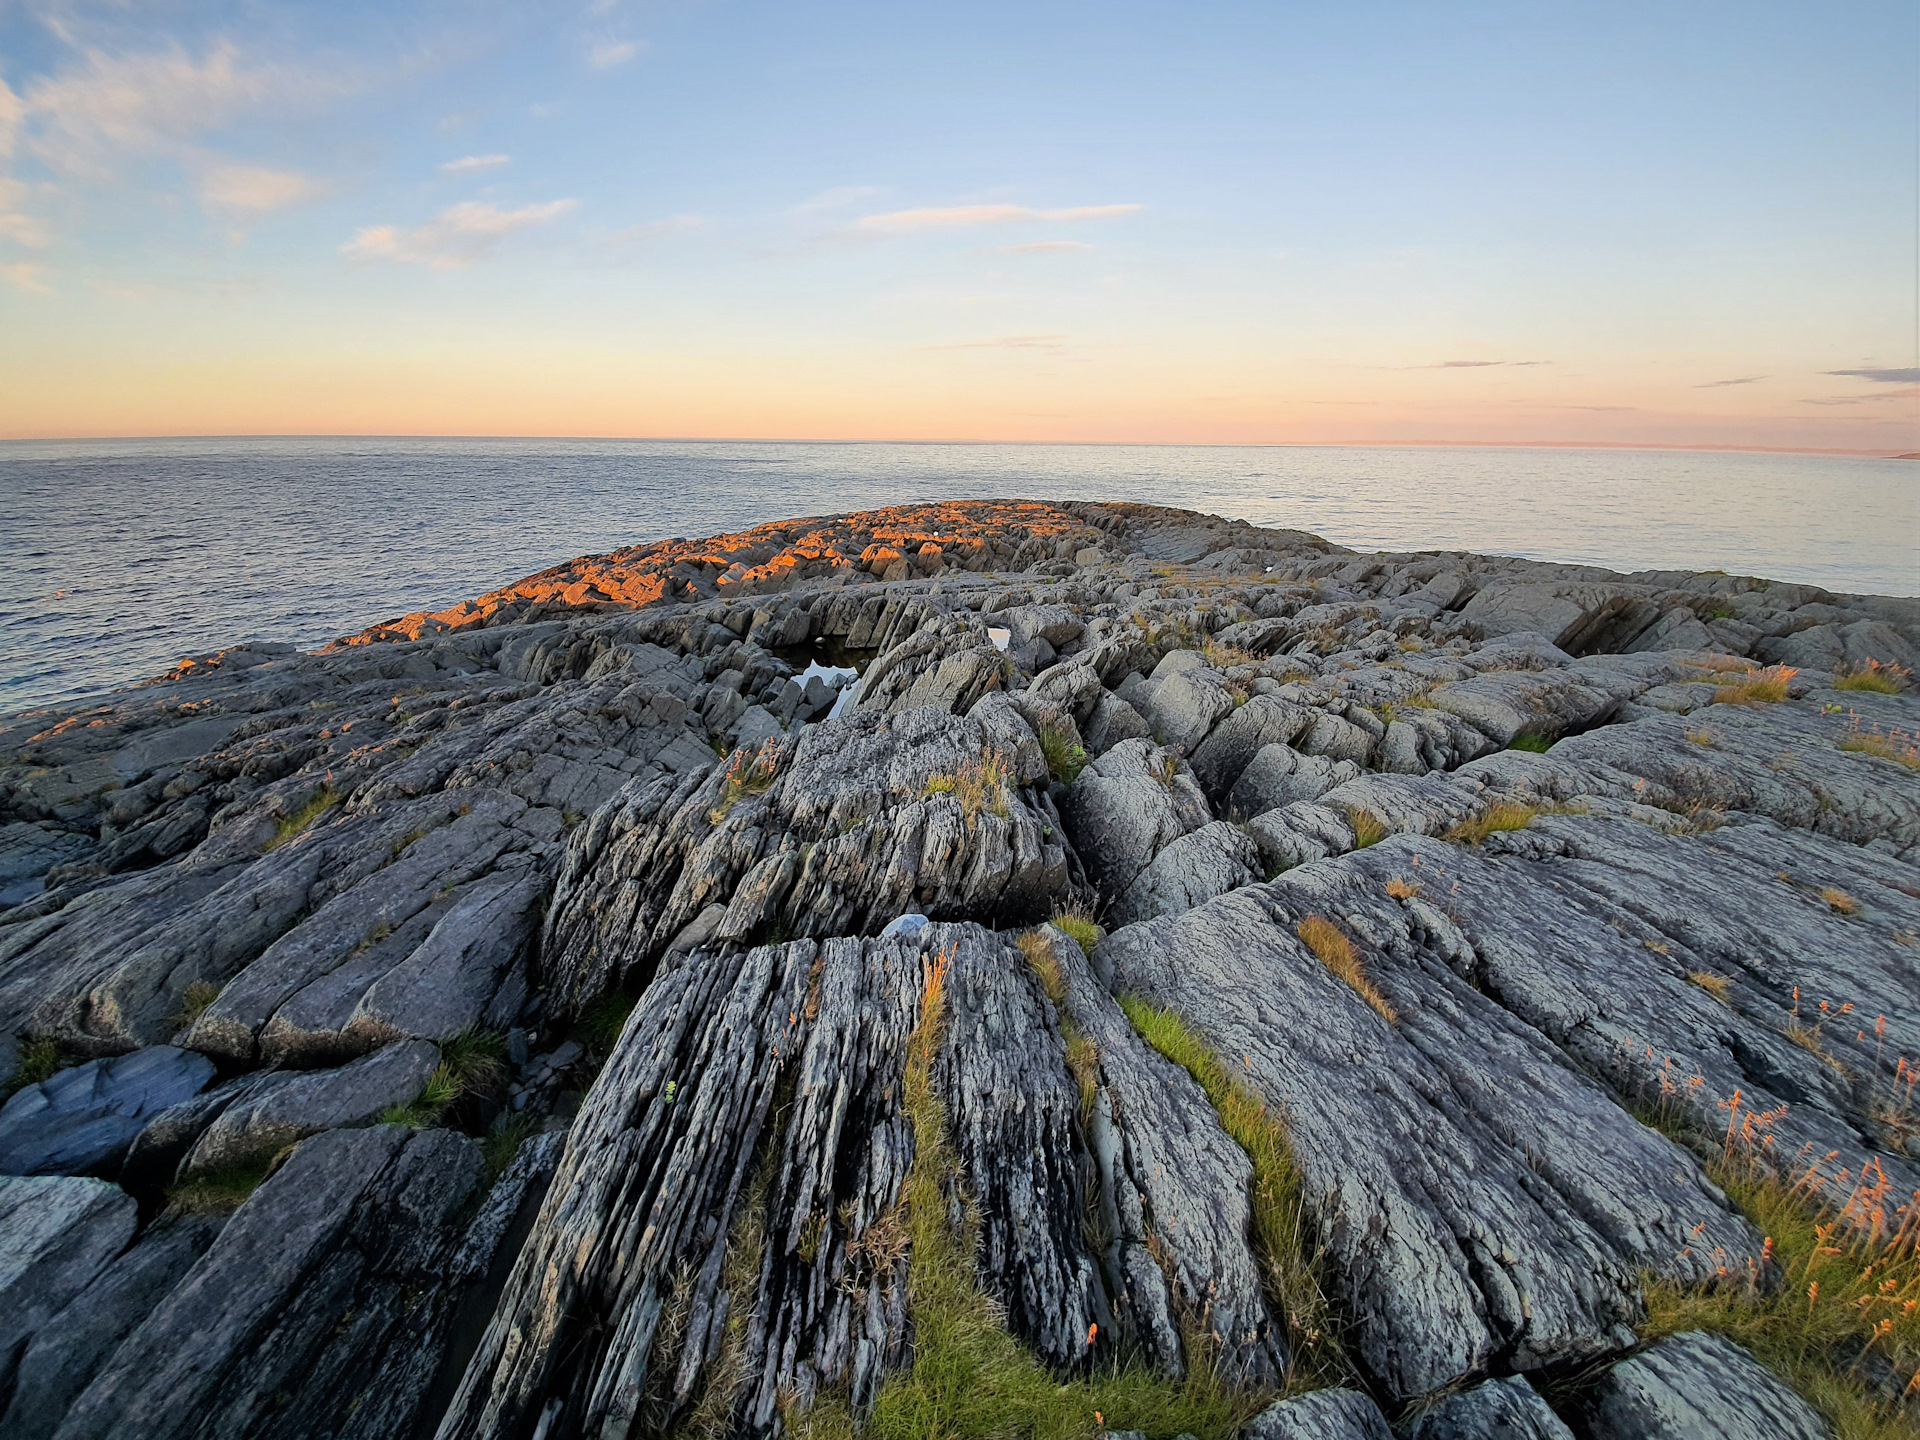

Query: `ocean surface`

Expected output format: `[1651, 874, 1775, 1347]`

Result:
[1, 438, 1913, 713]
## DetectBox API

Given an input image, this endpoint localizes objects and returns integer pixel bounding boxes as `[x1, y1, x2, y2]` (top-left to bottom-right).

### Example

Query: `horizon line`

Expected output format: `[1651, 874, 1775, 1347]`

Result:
[0, 433, 1909, 459]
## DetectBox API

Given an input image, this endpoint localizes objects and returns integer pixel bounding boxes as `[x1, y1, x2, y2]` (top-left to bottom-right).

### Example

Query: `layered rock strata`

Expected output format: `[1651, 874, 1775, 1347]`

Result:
[1, 499, 1914, 1438]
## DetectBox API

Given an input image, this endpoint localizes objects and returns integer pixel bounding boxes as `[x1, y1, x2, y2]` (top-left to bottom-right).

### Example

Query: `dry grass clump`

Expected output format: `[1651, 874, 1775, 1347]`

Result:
[1037, 721, 1089, 784]
[1119, 996, 1345, 1388]
[165, 1155, 284, 1215]
[1344, 809, 1388, 849]
[837, 953, 1275, 1440]
[1834, 661, 1909, 695]
[710, 742, 783, 824]
[1201, 637, 1262, 670]
[265, 786, 338, 850]
[1384, 876, 1421, 901]
[1840, 722, 1920, 771]
[1442, 800, 1543, 846]
[1780, 987, 1853, 1075]
[1641, 1092, 1920, 1439]
[172, 979, 223, 1032]
[1294, 916, 1396, 1025]
[1685, 729, 1719, 748]
[1822, 889, 1861, 917]
[924, 753, 1012, 821]
[1713, 664, 1798, 706]
[1686, 970, 1734, 1004]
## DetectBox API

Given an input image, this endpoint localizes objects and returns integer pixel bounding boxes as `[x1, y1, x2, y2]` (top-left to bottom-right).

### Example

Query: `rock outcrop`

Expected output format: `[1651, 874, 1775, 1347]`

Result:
[0, 500, 1913, 1439]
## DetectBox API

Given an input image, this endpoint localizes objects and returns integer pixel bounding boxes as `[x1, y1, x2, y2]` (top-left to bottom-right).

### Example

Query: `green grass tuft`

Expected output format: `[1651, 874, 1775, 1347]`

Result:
[384, 1027, 508, 1127]
[575, 991, 640, 1057]
[3, 1036, 64, 1100]
[165, 1155, 280, 1215]
[1833, 661, 1907, 695]
[1118, 996, 1346, 1390]
[1038, 722, 1090, 784]
[482, 1111, 540, 1179]
[1507, 733, 1553, 753]
[1344, 809, 1387, 849]
[1442, 800, 1559, 846]
[1050, 905, 1102, 958]
[265, 787, 339, 850]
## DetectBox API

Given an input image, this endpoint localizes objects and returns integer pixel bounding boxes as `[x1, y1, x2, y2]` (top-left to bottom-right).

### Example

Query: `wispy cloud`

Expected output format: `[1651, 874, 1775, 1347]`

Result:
[1827, 367, 1920, 384]
[0, 176, 49, 247]
[342, 199, 577, 270]
[1802, 388, 1919, 406]
[197, 163, 320, 215]
[917, 334, 1068, 350]
[442, 153, 511, 174]
[589, 38, 640, 69]
[858, 202, 1140, 234]
[1696, 375, 1765, 387]
[1000, 240, 1093, 254]
[0, 78, 21, 161]
[2, 260, 51, 294]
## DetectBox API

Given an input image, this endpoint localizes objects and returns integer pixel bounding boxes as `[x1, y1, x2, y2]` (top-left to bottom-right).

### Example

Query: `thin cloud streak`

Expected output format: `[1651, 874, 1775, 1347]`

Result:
[441, 154, 510, 174]
[197, 164, 320, 215]
[1697, 375, 1765, 387]
[342, 199, 577, 270]
[1827, 367, 1920, 384]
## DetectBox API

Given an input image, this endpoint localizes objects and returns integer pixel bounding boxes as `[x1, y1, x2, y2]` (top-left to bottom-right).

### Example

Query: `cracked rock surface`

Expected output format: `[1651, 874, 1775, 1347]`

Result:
[0, 500, 1913, 1438]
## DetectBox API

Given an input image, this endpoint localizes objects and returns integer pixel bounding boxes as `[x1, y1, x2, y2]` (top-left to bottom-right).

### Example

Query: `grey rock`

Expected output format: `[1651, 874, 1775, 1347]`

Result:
[0, 1176, 136, 1401]
[1112, 820, 1259, 924]
[1243, 1388, 1392, 1440]
[1188, 694, 1311, 799]
[52, 1124, 526, 1440]
[0, 1045, 215, 1176]
[1458, 582, 1656, 654]
[1578, 1330, 1833, 1440]
[180, 1038, 439, 1176]
[1082, 691, 1153, 754]
[0, 822, 93, 908]
[1229, 745, 1363, 818]
[0, 1214, 224, 1440]
[1142, 668, 1239, 753]
[1060, 738, 1212, 899]
[1404, 1374, 1574, 1439]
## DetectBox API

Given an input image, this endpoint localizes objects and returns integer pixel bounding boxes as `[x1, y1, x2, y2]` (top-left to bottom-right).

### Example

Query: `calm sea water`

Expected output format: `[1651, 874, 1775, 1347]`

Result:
[1, 438, 1913, 712]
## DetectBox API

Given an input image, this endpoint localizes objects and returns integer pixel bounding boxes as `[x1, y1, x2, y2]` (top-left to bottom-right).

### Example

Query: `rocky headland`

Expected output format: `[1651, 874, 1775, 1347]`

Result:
[0, 499, 1916, 1440]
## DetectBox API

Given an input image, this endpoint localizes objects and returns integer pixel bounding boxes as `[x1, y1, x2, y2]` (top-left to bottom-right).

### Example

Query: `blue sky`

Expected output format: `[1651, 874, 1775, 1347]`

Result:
[1, 0, 1915, 446]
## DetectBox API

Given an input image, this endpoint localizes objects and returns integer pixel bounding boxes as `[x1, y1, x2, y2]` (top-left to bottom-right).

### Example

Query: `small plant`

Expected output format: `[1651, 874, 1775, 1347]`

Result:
[1345, 809, 1387, 849]
[3, 1036, 63, 1100]
[265, 787, 338, 851]
[1507, 733, 1553, 753]
[1839, 721, 1920, 771]
[1833, 660, 1909, 695]
[175, 980, 222, 1030]
[384, 1028, 509, 1127]
[1685, 729, 1718, 748]
[1712, 665, 1797, 706]
[1442, 800, 1541, 846]
[710, 742, 783, 824]
[1119, 996, 1346, 1388]
[1037, 721, 1089, 783]
[1017, 929, 1102, 1122]
[575, 991, 639, 1057]
[1150, 751, 1182, 789]
[1050, 905, 1102, 958]
[923, 754, 1012, 821]
[483, 1111, 539, 1179]
[165, 1157, 280, 1215]
[1384, 876, 1421, 901]
[1686, 970, 1734, 1004]
[1640, 1092, 1920, 1439]
[1294, 916, 1396, 1024]
[1780, 986, 1853, 1075]
[1201, 637, 1261, 669]
[1821, 889, 1859, 917]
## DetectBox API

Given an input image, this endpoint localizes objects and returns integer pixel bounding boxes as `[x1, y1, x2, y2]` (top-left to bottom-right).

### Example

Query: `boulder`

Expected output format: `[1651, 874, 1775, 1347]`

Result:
[1059, 739, 1212, 899]
[1576, 1330, 1833, 1440]
[179, 1039, 439, 1177]
[1405, 1374, 1575, 1439]
[0, 1176, 136, 1401]
[1112, 820, 1259, 924]
[1229, 745, 1363, 818]
[1243, 1388, 1393, 1439]
[0, 1046, 216, 1177]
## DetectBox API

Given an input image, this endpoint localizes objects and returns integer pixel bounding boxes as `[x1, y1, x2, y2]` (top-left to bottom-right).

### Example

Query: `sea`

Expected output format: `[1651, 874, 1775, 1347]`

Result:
[1, 438, 1913, 714]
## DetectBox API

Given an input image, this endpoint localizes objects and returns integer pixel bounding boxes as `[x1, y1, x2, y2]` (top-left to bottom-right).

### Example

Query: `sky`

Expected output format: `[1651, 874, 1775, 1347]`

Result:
[0, 0, 1916, 449]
